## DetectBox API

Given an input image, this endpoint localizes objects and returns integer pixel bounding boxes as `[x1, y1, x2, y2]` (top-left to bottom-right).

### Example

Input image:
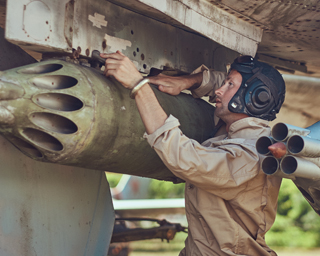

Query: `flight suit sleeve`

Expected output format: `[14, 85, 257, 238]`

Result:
[144, 115, 260, 200]
[190, 65, 226, 103]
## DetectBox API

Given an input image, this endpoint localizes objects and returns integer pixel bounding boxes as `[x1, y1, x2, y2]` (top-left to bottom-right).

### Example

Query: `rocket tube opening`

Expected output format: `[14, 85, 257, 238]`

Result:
[256, 136, 273, 155]
[34, 93, 83, 111]
[261, 156, 279, 175]
[287, 135, 304, 154]
[8, 136, 43, 158]
[29, 112, 78, 134]
[297, 186, 315, 204]
[280, 155, 297, 175]
[31, 75, 78, 89]
[19, 64, 63, 74]
[22, 128, 63, 151]
[272, 123, 288, 141]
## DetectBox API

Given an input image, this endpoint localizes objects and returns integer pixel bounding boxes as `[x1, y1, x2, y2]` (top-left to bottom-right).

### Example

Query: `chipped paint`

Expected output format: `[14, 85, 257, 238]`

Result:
[0, 106, 14, 125]
[104, 34, 132, 52]
[132, 61, 139, 69]
[0, 80, 25, 100]
[0, 59, 216, 181]
[0, 135, 115, 255]
[4, 0, 320, 75]
[64, 0, 75, 48]
[23, 1, 52, 41]
[6, 105, 16, 113]
[137, 0, 262, 56]
[3, 0, 238, 73]
[88, 13, 108, 28]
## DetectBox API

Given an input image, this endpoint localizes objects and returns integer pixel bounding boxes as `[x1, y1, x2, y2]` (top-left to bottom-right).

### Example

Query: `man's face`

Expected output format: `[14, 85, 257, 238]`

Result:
[214, 70, 242, 119]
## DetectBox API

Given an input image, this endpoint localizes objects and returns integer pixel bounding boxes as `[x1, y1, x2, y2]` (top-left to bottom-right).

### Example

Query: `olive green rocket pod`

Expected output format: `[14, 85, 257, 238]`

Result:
[0, 60, 216, 182]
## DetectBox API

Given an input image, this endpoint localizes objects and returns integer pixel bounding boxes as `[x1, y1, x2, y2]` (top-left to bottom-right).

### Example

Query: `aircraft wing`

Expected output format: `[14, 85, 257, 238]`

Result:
[1, 0, 320, 76]
[103, 0, 320, 76]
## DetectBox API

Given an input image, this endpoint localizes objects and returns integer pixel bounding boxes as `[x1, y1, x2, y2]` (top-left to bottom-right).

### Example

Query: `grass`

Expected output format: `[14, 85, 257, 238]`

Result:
[128, 234, 320, 256]
[128, 232, 186, 255]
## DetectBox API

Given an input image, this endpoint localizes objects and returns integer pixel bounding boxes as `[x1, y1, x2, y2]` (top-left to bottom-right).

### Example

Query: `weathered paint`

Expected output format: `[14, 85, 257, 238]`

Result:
[23, 1, 52, 41]
[0, 135, 115, 256]
[0, 106, 14, 125]
[88, 13, 108, 28]
[104, 34, 132, 52]
[4, 0, 239, 74]
[2, 0, 320, 74]
[137, 0, 262, 56]
[0, 60, 217, 182]
[64, 0, 75, 48]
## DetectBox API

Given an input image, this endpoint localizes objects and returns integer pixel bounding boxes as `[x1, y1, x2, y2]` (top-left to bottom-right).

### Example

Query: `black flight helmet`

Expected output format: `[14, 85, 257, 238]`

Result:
[229, 56, 286, 121]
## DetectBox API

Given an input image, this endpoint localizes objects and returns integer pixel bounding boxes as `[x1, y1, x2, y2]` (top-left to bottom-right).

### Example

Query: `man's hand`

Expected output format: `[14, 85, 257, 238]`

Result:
[149, 73, 203, 96]
[148, 74, 186, 95]
[100, 51, 143, 89]
[99, 51, 168, 134]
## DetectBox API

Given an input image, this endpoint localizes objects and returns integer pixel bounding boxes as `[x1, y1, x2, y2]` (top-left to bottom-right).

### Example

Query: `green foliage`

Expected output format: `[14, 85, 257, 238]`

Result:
[106, 173, 123, 188]
[266, 179, 320, 248]
[148, 179, 185, 199]
[130, 232, 187, 253]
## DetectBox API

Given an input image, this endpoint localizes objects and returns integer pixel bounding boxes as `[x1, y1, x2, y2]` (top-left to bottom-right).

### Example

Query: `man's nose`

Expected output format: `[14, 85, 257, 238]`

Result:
[215, 87, 223, 96]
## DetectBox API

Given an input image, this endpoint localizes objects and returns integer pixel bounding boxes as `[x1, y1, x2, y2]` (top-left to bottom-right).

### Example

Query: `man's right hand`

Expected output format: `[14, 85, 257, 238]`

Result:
[149, 72, 203, 96]
[100, 51, 143, 90]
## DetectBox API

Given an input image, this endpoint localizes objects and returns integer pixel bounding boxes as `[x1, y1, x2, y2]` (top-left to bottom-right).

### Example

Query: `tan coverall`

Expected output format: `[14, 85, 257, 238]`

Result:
[144, 67, 282, 256]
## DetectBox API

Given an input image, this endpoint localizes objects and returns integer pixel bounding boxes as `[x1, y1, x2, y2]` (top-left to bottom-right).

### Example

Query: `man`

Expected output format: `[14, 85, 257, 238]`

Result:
[101, 51, 286, 256]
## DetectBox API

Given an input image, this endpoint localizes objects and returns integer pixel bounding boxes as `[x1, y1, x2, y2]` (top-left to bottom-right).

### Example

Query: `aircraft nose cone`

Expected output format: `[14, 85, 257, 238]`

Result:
[0, 79, 25, 100]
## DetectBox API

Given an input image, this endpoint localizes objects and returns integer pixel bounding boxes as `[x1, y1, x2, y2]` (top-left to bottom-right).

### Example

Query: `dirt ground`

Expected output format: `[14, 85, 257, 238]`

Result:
[130, 248, 320, 256]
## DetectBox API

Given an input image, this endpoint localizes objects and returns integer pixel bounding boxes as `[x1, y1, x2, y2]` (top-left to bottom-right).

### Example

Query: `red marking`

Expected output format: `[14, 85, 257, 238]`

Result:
[268, 142, 287, 158]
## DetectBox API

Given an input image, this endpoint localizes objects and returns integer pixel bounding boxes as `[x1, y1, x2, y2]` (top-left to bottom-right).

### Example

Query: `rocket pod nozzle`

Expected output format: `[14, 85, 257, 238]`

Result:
[0, 60, 217, 182]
